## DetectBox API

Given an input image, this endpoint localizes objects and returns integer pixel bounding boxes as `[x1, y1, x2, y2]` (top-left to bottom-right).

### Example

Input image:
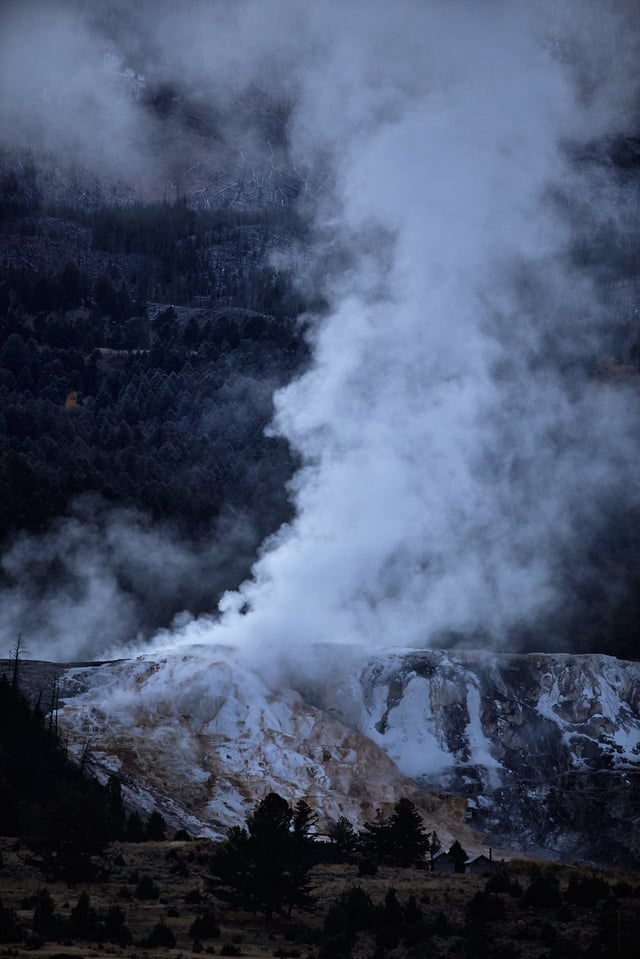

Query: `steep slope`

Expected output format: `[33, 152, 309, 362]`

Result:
[5, 647, 639, 865]
[45, 653, 469, 847]
[299, 648, 640, 864]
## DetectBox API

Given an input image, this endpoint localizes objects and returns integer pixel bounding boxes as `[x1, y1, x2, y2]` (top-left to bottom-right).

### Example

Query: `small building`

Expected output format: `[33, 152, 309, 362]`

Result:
[465, 853, 493, 876]
[431, 851, 457, 874]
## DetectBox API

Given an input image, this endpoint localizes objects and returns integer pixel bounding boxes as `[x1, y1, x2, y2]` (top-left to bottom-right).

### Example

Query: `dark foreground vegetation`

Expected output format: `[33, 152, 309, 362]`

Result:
[1, 822, 639, 958]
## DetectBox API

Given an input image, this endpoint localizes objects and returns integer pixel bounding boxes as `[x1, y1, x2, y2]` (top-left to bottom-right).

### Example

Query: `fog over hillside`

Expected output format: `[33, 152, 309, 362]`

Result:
[2, 0, 640, 663]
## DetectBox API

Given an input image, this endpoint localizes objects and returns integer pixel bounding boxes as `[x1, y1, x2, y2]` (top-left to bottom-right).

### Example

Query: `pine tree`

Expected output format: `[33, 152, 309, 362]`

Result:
[144, 810, 167, 841]
[388, 798, 428, 867]
[359, 808, 394, 862]
[209, 793, 318, 924]
[427, 829, 442, 870]
[328, 816, 358, 859]
[449, 839, 468, 874]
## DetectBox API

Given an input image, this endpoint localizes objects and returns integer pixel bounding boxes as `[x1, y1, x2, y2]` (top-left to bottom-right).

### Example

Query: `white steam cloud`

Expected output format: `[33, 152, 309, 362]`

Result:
[0, 498, 259, 661]
[202, 0, 640, 659]
[2, 0, 640, 661]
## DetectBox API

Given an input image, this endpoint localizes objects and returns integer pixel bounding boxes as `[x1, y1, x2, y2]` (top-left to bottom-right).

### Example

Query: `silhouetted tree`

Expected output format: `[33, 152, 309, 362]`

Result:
[142, 920, 175, 948]
[0, 898, 23, 943]
[124, 811, 145, 843]
[328, 816, 358, 859]
[359, 808, 394, 862]
[145, 810, 167, 841]
[449, 839, 468, 874]
[523, 871, 561, 908]
[427, 829, 442, 870]
[388, 798, 428, 866]
[209, 792, 318, 924]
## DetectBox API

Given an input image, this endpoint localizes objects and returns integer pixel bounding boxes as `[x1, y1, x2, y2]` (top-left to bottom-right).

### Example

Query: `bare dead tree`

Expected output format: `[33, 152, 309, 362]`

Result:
[48, 672, 60, 739]
[9, 633, 26, 690]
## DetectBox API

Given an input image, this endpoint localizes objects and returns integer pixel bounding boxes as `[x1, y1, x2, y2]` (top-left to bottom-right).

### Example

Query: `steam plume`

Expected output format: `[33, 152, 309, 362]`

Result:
[204, 0, 640, 659]
[2, 0, 640, 661]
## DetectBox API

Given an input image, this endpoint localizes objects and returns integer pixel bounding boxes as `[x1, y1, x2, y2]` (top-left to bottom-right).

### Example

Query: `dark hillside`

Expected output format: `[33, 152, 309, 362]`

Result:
[0, 671, 123, 844]
[0, 176, 313, 652]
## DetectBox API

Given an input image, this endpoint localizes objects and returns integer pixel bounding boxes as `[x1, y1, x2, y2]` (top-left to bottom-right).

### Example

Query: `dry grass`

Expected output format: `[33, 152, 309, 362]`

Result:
[1, 838, 638, 959]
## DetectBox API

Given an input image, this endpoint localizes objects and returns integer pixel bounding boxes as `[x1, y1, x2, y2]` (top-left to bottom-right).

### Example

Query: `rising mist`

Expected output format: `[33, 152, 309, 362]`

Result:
[2, 0, 640, 663]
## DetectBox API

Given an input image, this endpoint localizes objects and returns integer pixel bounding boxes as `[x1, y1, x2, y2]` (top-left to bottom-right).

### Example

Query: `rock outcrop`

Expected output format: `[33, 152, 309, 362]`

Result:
[299, 648, 640, 865]
[5, 646, 639, 865]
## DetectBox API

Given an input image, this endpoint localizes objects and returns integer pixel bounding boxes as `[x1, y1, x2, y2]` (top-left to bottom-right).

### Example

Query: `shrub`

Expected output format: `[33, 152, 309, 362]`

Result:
[540, 921, 557, 945]
[323, 903, 347, 939]
[190, 912, 221, 939]
[523, 873, 561, 909]
[23, 933, 45, 950]
[466, 890, 505, 924]
[358, 858, 377, 877]
[69, 891, 101, 940]
[564, 875, 610, 908]
[556, 903, 573, 923]
[402, 923, 431, 949]
[376, 925, 400, 951]
[144, 921, 175, 948]
[486, 871, 522, 897]
[135, 875, 160, 900]
[103, 905, 131, 945]
[32, 886, 62, 939]
[613, 881, 633, 898]
[404, 894, 422, 925]
[432, 911, 449, 936]
[0, 898, 22, 943]
[318, 932, 350, 959]
[464, 924, 491, 958]
[220, 943, 242, 956]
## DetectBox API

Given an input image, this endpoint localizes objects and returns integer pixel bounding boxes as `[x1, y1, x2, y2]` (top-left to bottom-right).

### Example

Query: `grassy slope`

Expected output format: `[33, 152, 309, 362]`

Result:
[1, 838, 639, 958]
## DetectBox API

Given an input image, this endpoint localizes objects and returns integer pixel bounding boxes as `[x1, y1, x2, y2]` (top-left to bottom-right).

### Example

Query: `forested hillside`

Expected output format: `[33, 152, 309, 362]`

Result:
[3, 112, 640, 660]
[0, 160, 313, 645]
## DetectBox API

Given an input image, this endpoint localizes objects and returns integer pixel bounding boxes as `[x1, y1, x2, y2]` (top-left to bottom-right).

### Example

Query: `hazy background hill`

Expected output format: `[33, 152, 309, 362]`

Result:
[2, 0, 640, 663]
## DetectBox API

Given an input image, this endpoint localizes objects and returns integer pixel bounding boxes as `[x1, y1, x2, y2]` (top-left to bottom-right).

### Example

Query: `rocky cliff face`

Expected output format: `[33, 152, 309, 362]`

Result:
[43, 653, 470, 850]
[7, 646, 640, 865]
[297, 648, 640, 865]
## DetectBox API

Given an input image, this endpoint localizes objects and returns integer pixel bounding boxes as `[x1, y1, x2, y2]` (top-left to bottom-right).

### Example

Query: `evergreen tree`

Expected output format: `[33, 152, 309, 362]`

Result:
[70, 891, 100, 939]
[427, 829, 442, 870]
[328, 815, 358, 859]
[145, 810, 167, 841]
[124, 811, 145, 842]
[359, 808, 394, 862]
[0, 899, 22, 944]
[388, 798, 428, 866]
[209, 792, 317, 924]
[449, 839, 468, 874]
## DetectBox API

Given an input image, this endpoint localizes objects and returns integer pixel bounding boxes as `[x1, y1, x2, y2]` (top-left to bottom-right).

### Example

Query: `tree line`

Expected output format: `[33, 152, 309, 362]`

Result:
[0, 666, 173, 882]
[0, 297, 306, 544]
[208, 792, 463, 926]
